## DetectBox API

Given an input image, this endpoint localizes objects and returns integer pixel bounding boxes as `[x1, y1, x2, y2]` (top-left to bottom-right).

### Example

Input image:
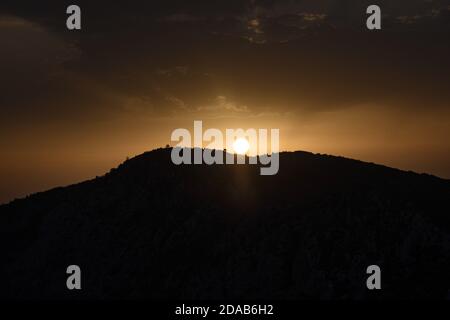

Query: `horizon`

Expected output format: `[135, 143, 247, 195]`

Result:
[2, 145, 448, 206]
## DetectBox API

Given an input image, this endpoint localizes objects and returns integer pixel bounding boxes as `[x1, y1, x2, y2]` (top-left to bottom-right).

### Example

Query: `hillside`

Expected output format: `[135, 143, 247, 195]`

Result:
[1, 148, 450, 299]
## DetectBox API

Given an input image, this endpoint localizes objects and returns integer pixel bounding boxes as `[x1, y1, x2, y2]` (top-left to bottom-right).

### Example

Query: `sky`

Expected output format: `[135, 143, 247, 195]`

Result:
[0, 0, 449, 203]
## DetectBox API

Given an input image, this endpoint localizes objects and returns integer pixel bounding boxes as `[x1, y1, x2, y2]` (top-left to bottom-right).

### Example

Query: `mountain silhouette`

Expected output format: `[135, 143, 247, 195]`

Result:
[1, 148, 449, 299]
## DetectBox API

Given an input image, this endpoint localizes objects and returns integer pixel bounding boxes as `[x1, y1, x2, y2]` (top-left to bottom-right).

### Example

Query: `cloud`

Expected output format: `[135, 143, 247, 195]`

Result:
[0, 14, 33, 27]
[166, 95, 189, 111]
[396, 15, 423, 24]
[0, 0, 449, 124]
[196, 96, 250, 113]
[299, 13, 327, 22]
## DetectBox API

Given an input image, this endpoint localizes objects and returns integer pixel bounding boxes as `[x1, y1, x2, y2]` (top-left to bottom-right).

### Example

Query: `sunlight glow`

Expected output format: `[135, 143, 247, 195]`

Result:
[232, 138, 250, 155]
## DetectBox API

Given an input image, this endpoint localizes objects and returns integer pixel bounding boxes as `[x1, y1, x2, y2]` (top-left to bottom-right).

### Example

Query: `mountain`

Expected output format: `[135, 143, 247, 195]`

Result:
[1, 148, 450, 299]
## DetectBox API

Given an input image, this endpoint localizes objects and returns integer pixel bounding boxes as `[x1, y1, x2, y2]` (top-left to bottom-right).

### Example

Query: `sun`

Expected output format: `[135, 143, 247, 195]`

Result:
[232, 137, 250, 155]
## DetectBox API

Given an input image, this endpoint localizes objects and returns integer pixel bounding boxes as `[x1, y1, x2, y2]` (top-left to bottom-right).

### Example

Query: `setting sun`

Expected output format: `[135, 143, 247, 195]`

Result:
[233, 138, 250, 155]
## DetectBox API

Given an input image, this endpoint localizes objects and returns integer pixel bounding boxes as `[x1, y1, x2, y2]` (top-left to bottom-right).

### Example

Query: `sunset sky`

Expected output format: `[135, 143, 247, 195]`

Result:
[1, 0, 449, 203]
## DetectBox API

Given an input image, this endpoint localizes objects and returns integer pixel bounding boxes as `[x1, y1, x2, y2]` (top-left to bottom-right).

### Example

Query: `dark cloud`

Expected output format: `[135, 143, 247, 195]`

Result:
[1, 3, 448, 99]
[0, 1, 449, 119]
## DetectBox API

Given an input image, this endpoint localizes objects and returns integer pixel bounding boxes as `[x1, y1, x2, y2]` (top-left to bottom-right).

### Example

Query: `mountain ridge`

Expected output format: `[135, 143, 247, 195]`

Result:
[2, 148, 447, 207]
[1, 148, 449, 299]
